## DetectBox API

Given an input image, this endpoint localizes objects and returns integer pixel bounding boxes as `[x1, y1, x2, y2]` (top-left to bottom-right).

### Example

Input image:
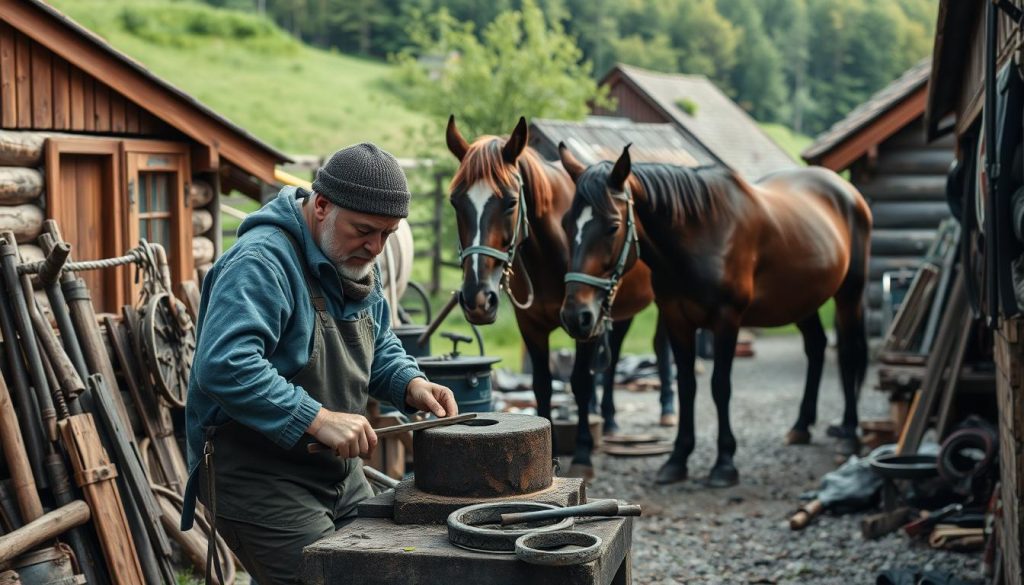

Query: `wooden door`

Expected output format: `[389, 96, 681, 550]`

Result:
[44, 137, 126, 311]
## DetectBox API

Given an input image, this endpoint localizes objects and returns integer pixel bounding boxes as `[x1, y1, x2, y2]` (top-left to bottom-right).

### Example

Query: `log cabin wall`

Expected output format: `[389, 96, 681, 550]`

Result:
[854, 117, 956, 335]
[0, 22, 220, 310]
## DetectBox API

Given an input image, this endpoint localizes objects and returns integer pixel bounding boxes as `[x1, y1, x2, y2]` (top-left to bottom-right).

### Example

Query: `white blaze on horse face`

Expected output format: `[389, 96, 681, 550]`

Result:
[467, 180, 493, 280]
[575, 206, 594, 248]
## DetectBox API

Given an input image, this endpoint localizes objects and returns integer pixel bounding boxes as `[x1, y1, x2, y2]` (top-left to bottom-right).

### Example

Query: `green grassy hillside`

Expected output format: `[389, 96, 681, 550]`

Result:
[48, 0, 430, 156]
[48, 0, 821, 371]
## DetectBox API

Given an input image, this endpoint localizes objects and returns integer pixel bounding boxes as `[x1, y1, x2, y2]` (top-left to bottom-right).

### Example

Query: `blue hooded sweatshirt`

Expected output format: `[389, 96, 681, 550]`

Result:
[180, 186, 424, 530]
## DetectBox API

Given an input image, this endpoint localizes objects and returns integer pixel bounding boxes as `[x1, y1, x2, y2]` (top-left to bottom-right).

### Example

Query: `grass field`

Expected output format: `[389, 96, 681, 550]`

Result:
[48, 0, 431, 156]
[48, 0, 828, 371]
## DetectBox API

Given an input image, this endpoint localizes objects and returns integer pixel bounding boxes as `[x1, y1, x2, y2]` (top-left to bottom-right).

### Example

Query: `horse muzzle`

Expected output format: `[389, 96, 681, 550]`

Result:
[458, 287, 500, 325]
[559, 301, 604, 341]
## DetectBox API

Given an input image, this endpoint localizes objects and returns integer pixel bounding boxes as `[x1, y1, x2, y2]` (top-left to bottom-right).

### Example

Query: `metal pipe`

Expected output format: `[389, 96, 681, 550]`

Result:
[499, 500, 641, 526]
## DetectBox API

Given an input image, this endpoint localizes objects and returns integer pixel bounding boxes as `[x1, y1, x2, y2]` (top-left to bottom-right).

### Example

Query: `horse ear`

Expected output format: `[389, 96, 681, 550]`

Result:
[558, 142, 586, 183]
[502, 117, 528, 164]
[608, 144, 632, 192]
[446, 114, 469, 161]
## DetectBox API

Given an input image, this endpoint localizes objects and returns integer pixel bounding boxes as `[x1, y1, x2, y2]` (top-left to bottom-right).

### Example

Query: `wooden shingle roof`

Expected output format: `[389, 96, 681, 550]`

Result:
[803, 59, 931, 170]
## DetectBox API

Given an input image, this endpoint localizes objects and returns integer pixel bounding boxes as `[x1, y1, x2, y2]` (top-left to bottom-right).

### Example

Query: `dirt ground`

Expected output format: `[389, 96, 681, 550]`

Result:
[565, 334, 983, 584]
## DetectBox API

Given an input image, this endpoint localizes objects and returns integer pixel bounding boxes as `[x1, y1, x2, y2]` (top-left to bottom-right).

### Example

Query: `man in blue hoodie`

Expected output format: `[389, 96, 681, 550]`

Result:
[181, 143, 457, 585]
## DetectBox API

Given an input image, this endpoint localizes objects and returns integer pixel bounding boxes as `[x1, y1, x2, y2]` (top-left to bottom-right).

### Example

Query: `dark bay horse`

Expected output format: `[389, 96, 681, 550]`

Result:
[446, 116, 674, 478]
[558, 144, 871, 487]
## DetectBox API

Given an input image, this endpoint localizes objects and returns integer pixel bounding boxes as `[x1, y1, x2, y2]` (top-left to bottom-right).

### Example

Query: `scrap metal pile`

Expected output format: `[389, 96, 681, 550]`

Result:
[0, 221, 231, 585]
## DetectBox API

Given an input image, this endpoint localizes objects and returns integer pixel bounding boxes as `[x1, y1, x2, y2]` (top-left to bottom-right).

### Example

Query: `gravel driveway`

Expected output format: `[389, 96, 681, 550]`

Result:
[570, 333, 983, 584]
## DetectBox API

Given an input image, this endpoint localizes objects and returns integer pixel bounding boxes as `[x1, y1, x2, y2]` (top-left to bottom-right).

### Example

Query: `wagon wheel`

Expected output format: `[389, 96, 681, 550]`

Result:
[140, 292, 195, 409]
[398, 280, 432, 325]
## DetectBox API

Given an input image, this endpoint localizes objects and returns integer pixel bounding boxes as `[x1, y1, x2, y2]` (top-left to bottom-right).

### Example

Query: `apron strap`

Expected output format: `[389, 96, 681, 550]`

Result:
[280, 230, 330, 312]
[204, 429, 226, 585]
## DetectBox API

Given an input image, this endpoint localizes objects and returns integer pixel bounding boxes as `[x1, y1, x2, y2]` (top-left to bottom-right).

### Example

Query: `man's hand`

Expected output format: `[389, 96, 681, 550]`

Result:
[405, 377, 459, 418]
[307, 408, 377, 459]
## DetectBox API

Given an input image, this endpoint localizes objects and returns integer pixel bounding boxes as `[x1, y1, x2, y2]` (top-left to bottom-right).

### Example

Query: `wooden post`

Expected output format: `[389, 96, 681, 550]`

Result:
[0, 500, 90, 564]
[59, 414, 145, 585]
[0, 375, 43, 523]
[432, 172, 444, 294]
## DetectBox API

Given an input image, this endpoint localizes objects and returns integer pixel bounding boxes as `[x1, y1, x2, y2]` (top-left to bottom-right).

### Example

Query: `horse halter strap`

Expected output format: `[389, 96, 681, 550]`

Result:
[564, 193, 640, 315]
[457, 172, 534, 308]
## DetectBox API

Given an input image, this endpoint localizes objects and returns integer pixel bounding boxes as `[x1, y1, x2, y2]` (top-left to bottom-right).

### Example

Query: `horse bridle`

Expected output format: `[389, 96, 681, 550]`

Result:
[457, 172, 535, 309]
[563, 191, 640, 325]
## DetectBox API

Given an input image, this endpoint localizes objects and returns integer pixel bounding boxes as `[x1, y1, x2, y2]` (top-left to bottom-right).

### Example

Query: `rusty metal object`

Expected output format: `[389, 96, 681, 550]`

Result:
[447, 502, 574, 553]
[414, 413, 552, 498]
[499, 500, 641, 526]
[392, 476, 584, 525]
[514, 531, 602, 566]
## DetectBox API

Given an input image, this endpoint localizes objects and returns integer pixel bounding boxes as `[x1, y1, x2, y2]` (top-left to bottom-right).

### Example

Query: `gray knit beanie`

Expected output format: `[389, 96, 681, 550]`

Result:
[311, 143, 410, 218]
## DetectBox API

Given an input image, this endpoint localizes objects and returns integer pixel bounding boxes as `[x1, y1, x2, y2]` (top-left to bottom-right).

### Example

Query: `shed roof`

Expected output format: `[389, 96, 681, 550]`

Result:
[2, 0, 290, 186]
[600, 64, 796, 178]
[530, 117, 709, 167]
[803, 59, 931, 170]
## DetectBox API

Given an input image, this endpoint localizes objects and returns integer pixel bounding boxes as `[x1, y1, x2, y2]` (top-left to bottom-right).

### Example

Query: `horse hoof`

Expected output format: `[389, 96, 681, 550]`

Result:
[602, 421, 620, 436]
[566, 463, 596, 482]
[707, 464, 739, 488]
[659, 414, 677, 427]
[785, 429, 811, 445]
[655, 461, 688, 484]
[834, 436, 861, 457]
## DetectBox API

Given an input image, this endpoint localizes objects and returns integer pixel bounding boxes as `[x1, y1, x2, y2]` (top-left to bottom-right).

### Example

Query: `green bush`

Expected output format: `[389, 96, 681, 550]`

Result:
[118, 3, 298, 53]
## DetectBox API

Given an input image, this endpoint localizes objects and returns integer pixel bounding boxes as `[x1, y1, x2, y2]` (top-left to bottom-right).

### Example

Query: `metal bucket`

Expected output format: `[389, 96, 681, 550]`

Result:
[393, 324, 430, 358]
[10, 545, 79, 585]
[416, 356, 501, 413]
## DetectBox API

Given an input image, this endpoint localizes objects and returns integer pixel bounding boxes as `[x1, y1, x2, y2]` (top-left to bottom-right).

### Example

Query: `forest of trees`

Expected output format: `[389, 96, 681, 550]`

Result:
[200, 0, 937, 136]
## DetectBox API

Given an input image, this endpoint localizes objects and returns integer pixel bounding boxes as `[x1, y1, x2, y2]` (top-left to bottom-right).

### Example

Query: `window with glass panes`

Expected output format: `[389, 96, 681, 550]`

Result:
[137, 170, 174, 250]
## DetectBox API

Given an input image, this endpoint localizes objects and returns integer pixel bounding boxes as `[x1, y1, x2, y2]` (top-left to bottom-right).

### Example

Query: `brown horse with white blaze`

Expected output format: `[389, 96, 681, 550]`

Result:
[446, 117, 674, 478]
[559, 144, 872, 487]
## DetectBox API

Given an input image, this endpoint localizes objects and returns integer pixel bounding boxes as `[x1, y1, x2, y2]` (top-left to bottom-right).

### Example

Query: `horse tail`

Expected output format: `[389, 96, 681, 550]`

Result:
[835, 182, 871, 394]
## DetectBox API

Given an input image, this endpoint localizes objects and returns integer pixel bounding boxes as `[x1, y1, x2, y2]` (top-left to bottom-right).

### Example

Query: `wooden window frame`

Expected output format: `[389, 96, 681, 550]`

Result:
[121, 139, 193, 301]
[44, 137, 194, 309]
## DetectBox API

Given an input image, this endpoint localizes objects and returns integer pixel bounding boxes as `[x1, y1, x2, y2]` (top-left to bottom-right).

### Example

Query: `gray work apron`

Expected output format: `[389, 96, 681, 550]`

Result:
[201, 233, 375, 584]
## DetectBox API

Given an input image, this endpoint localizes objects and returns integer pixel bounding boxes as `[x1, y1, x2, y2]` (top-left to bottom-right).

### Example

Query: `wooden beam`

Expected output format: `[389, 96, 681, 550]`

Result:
[29, 41, 51, 128]
[0, 21, 16, 127]
[14, 30, 30, 127]
[1, 2, 283, 183]
[817, 89, 929, 172]
[52, 54, 69, 129]
[69, 64, 84, 130]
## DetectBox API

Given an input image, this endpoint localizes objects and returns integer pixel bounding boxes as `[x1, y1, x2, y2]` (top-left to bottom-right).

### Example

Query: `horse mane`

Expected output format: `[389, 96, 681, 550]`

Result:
[576, 161, 737, 226]
[450, 136, 558, 215]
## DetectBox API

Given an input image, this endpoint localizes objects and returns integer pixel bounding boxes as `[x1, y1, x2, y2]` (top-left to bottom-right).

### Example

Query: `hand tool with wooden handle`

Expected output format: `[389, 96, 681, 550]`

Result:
[499, 500, 642, 526]
[789, 499, 824, 530]
[307, 413, 478, 454]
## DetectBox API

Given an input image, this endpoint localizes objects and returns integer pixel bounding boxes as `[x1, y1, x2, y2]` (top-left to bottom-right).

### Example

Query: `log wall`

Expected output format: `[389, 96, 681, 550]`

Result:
[853, 118, 956, 336]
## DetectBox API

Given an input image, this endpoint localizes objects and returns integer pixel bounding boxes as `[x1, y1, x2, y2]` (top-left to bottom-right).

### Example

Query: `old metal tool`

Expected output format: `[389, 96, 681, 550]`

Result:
[447, 502, 574, 553]
[306, 413, 478, 454]
[500, 500, 641, 526]
[515, 531, 602, 566]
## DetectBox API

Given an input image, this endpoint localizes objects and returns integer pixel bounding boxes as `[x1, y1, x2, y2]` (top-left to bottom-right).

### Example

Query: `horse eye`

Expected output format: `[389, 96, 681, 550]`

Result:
[606, 224, 620, 235]
[504, 199, 518, 214]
